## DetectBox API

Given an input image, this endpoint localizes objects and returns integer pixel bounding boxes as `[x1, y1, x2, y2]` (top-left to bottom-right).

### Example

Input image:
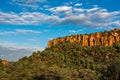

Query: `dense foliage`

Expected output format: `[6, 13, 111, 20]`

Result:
[0, 41, 120, 80]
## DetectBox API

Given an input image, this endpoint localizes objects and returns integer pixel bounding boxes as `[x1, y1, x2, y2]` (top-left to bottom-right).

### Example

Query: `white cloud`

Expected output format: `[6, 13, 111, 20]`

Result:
[49, 6, 73, 17]
[58, 14, 87, 26]
[75, 3, 83, 6]
[57, 7, 120, 28]
[49, 6, 72, 13]
[0, 12, 59, 25]
[69, 29, 84, 33]
[11, 0, 46, 10]
[69, 30, 77, 33]
[87, 7, 99, 13]
[0, 5, 119, 29]
[0, 12, 26, 25]
[114, 21, 120, 26]
[108, 21, 120, 27]
[0, 41, 43, 61]
[64, 1, 73, 5]
[16, 29, 41, 34]
[0, 44, 41, 61]
[0, 31, 15, 35]
[73, 8, 86, 13]
[0, 29, 41, 35]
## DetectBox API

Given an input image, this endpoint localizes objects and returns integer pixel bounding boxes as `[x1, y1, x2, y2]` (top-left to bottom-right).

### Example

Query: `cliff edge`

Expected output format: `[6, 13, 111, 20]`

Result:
[48, 28, 120, 48]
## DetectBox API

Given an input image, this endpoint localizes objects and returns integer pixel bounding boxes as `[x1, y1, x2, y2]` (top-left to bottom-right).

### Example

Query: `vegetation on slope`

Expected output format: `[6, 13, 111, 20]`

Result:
[0, 41, 120, 80]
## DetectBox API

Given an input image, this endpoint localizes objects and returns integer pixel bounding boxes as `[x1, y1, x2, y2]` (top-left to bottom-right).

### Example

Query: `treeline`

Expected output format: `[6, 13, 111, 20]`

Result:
[0, 41, 120, 80]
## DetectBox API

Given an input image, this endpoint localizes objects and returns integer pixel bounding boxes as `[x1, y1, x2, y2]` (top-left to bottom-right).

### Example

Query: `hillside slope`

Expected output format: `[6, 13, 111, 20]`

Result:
[0, 28, 120, 80]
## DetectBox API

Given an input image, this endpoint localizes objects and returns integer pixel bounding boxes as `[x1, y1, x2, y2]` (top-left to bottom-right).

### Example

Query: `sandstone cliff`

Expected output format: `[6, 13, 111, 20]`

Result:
[48, 28, 120, 48]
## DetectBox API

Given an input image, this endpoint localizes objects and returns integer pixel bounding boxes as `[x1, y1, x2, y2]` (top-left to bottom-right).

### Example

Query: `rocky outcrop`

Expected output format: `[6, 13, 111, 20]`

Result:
[1, 60, 9, 65]
[48, 28, 120, 48]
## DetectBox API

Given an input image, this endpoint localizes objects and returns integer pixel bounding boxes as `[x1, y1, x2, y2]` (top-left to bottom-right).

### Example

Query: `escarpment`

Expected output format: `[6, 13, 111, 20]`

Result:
[48, 28, 120, 48]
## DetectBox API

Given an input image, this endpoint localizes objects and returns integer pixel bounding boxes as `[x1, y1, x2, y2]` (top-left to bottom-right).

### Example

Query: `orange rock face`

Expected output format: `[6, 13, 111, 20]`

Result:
[108, 35, 115, 46]
[1, 60, 9, 65]
[89, 34, 95, 46]
[48, 28, 120, 48]
[82, 35, 89, 46]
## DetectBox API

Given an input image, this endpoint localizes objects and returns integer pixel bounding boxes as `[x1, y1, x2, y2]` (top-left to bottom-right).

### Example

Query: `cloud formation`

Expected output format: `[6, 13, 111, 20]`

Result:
[0, 12, 58, 25]
[69, 29, 84, 33]
[0, 29, 41, 35]
[56, 6, 120, 28]
[49, 6, 72, 13]
[0, 44, 40, 61]
[16, 29, 41, 34]
[0, 5, 120, 28]
[75, 3, 83, 6]
[11, 0, 46, 10]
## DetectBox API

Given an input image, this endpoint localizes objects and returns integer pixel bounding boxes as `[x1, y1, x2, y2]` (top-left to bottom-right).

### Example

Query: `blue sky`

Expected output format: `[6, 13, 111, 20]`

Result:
[0, 0, 120, 61]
